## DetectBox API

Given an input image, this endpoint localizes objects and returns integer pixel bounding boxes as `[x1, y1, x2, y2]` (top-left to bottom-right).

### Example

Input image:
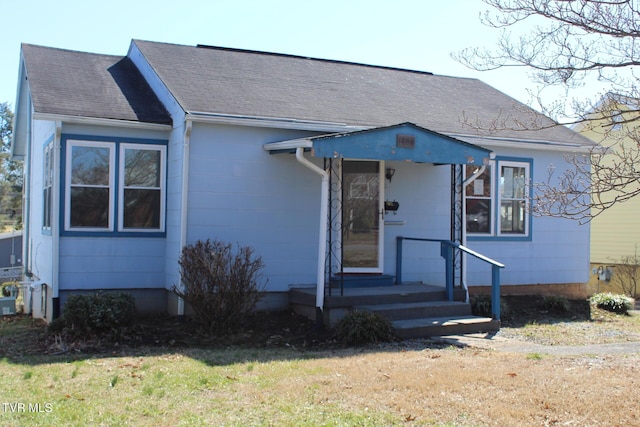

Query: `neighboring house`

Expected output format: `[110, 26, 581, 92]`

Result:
[573, 96, 640, 296]
[11, 40, 594, 325]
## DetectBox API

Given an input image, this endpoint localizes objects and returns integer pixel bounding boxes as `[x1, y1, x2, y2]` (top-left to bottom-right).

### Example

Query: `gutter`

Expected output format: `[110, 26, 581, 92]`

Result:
[295, 147, 329, 325]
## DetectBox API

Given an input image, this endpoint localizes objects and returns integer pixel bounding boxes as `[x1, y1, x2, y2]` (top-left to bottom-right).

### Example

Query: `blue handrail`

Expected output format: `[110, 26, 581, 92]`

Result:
[396, 236, 505, 320]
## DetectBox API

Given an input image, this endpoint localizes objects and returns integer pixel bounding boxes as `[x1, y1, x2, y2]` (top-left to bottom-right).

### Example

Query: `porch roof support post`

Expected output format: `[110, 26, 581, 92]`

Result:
[395, 236, 403, 285]
[491, 265, 501, 320]
[295, 148, 329, 314]
[441, 242, 454, 302]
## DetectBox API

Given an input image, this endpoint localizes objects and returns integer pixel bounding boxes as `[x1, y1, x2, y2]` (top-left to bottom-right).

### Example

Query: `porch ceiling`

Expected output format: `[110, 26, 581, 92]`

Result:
[264, 122, 492, 165]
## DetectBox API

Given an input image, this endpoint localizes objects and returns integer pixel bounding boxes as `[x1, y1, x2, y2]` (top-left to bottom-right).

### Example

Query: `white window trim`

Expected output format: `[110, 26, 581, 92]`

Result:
[64, 140, 116, 232]
[118, 143, 167, 232]
[497, 160, 530, 237]
[466, 158, 531, 239]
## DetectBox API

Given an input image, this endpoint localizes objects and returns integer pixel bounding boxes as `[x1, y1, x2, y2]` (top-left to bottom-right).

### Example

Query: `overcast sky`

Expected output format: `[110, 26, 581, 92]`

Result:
[0, 0, 603, 115]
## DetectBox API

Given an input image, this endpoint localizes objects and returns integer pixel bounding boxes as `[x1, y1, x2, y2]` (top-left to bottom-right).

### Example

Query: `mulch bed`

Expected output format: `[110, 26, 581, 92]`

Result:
[1, 295, 593, 357]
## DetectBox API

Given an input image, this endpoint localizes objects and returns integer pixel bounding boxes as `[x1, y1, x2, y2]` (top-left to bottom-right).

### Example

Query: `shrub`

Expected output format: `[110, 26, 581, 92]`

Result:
[470, 294, 509, 318]
[541, 295, 570, 313]
[335, 310, 396, 345]
[172, 239, 265, 335]
[589, 292, 634, 314]
[50, 292, 136, 337]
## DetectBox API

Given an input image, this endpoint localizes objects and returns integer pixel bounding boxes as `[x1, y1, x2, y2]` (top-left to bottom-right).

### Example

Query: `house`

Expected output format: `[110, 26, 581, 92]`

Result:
[11, 40, 594, 333]
[573, 95, 640, 297]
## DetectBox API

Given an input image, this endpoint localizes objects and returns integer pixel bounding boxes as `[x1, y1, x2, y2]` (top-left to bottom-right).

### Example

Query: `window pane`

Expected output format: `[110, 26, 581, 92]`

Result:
[70, 187, 110, 227]
[125, 149, 160, 187]
[466, 199, 491, 233]
[465, 165, 491, 197]
[500, 166, 526, 198]
[43, 188, 51, 228]
[500, 200, 525, 234]
[71, 146, 110, 185]
[123, 189, 160, 229]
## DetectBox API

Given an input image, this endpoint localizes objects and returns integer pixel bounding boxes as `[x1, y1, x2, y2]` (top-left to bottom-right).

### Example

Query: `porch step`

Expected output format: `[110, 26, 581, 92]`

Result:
[355, 301, 471, 321]
[289, 284, 458, 308]
[391, 316, 500, 340]
[288, 283, 499, 338]
[330, 274, 395, 288]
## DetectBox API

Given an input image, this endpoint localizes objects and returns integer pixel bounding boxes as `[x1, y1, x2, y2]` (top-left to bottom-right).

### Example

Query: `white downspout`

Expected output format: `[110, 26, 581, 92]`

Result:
[295, 147, 329, 319]
[177, 120, 192, 316]
[21, 101, 32, 280]
[52, 121, 62, 304]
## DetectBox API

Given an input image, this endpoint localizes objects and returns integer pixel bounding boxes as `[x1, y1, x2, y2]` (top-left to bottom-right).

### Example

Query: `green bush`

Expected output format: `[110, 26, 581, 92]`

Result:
[589, 292, 634, 314]
[172, 239, 265, 335]
[470, 295, 509, 318]
[49, 292, 136, 337]
[335, 310, 396, 345]
[541, 295, 570, 313]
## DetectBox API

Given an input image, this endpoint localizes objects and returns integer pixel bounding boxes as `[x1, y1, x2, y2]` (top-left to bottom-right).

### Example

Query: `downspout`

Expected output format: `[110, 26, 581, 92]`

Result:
[295, 147, 328, 325]
[177, 120, 192, 316]
[52, 121, 62, 318]
[21, 101, 32, 281]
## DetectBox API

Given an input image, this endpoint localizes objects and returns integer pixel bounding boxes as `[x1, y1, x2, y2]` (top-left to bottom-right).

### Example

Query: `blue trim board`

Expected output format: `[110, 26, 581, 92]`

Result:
[312, 123, 492, 165]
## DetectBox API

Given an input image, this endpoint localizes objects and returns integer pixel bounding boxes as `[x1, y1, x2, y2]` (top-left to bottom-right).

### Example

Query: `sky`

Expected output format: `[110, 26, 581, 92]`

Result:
[0, 0, 603, 116]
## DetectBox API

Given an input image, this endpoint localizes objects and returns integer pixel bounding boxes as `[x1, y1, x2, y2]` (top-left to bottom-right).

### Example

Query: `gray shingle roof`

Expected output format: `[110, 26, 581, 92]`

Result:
[21, 43, 171, 125]
[133, 40, 589, 145]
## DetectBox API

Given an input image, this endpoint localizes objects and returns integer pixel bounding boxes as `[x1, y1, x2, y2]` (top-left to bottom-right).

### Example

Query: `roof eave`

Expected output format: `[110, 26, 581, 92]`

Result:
[185, 111, 367, 132]
[32, 112, 173, 131]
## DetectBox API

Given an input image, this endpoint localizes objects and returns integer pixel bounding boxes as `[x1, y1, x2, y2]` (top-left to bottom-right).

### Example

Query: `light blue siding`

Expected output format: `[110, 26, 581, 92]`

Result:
[184, 124, 325, 291]
[59, 237, 166, 290]
[464, 148, 590, 287]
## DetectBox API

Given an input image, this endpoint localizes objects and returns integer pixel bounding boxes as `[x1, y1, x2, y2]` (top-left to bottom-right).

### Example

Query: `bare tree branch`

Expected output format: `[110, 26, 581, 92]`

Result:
[455, 0, 640, 221]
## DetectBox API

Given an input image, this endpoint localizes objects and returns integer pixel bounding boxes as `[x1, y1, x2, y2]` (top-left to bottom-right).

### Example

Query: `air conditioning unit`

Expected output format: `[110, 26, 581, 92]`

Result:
[0, 284, 18, 316]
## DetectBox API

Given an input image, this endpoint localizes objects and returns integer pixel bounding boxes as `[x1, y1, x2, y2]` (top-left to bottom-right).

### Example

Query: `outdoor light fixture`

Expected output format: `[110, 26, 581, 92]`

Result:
[385, 168, 396, 182]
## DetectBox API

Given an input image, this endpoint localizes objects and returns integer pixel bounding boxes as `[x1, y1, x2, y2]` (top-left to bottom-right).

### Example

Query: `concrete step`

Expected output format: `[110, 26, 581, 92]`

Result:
[391, 316, 500, 339]
[355, 301, 472, 321]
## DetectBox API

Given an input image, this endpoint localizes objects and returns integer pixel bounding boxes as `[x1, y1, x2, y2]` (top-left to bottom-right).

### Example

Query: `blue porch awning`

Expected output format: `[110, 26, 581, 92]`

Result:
[264, 122, 491, 165]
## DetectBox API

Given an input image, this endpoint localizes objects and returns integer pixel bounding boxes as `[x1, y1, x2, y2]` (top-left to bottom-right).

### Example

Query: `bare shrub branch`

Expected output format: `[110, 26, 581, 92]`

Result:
[172, 239, 266, 335]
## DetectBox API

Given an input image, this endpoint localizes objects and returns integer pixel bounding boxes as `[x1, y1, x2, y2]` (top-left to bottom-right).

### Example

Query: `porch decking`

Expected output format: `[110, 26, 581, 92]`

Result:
[289, 283, 500, 339]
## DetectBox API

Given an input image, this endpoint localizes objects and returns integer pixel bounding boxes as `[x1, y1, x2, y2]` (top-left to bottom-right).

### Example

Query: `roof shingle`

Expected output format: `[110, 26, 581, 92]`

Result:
[21, 43, 171, 125]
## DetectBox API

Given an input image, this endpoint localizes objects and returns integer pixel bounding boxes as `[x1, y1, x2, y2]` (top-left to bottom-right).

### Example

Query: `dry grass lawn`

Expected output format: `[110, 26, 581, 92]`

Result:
[1, 303, 640, 426]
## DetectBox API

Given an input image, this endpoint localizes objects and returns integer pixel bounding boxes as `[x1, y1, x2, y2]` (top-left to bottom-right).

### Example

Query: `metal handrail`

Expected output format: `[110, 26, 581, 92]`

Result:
[396, 236, 505, 320]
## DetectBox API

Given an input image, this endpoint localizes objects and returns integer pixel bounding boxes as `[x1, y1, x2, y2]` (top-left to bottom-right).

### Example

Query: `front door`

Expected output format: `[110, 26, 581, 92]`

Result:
[342, 160, 384, 273]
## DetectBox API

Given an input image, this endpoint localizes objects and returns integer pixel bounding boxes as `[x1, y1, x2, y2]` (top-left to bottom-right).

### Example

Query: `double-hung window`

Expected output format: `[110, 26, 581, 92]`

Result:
[66, 140, 114, 230]
[43, 141, 54, 231]
[120, 144, 165, 231]
[465, 158, 531, 239]
[63, 137, 166, 235]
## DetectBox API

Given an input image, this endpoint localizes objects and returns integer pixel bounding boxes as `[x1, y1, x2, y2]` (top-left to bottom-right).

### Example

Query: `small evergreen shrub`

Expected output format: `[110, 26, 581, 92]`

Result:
[470, 295, 509, 318]
[172, 239, 265, 335]
[335, 310, 396, 345]
[50, 292, 136, 336]
[589, 292, 634, 314]
[541, 295, 570, 313]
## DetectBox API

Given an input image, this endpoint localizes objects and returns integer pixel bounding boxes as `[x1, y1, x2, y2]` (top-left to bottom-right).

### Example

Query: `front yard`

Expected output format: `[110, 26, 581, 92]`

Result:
[1, 298, 639, 426]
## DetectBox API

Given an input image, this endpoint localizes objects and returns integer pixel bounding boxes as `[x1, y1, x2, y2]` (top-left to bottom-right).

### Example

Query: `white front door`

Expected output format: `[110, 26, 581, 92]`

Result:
[342, 160, 384, 273]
